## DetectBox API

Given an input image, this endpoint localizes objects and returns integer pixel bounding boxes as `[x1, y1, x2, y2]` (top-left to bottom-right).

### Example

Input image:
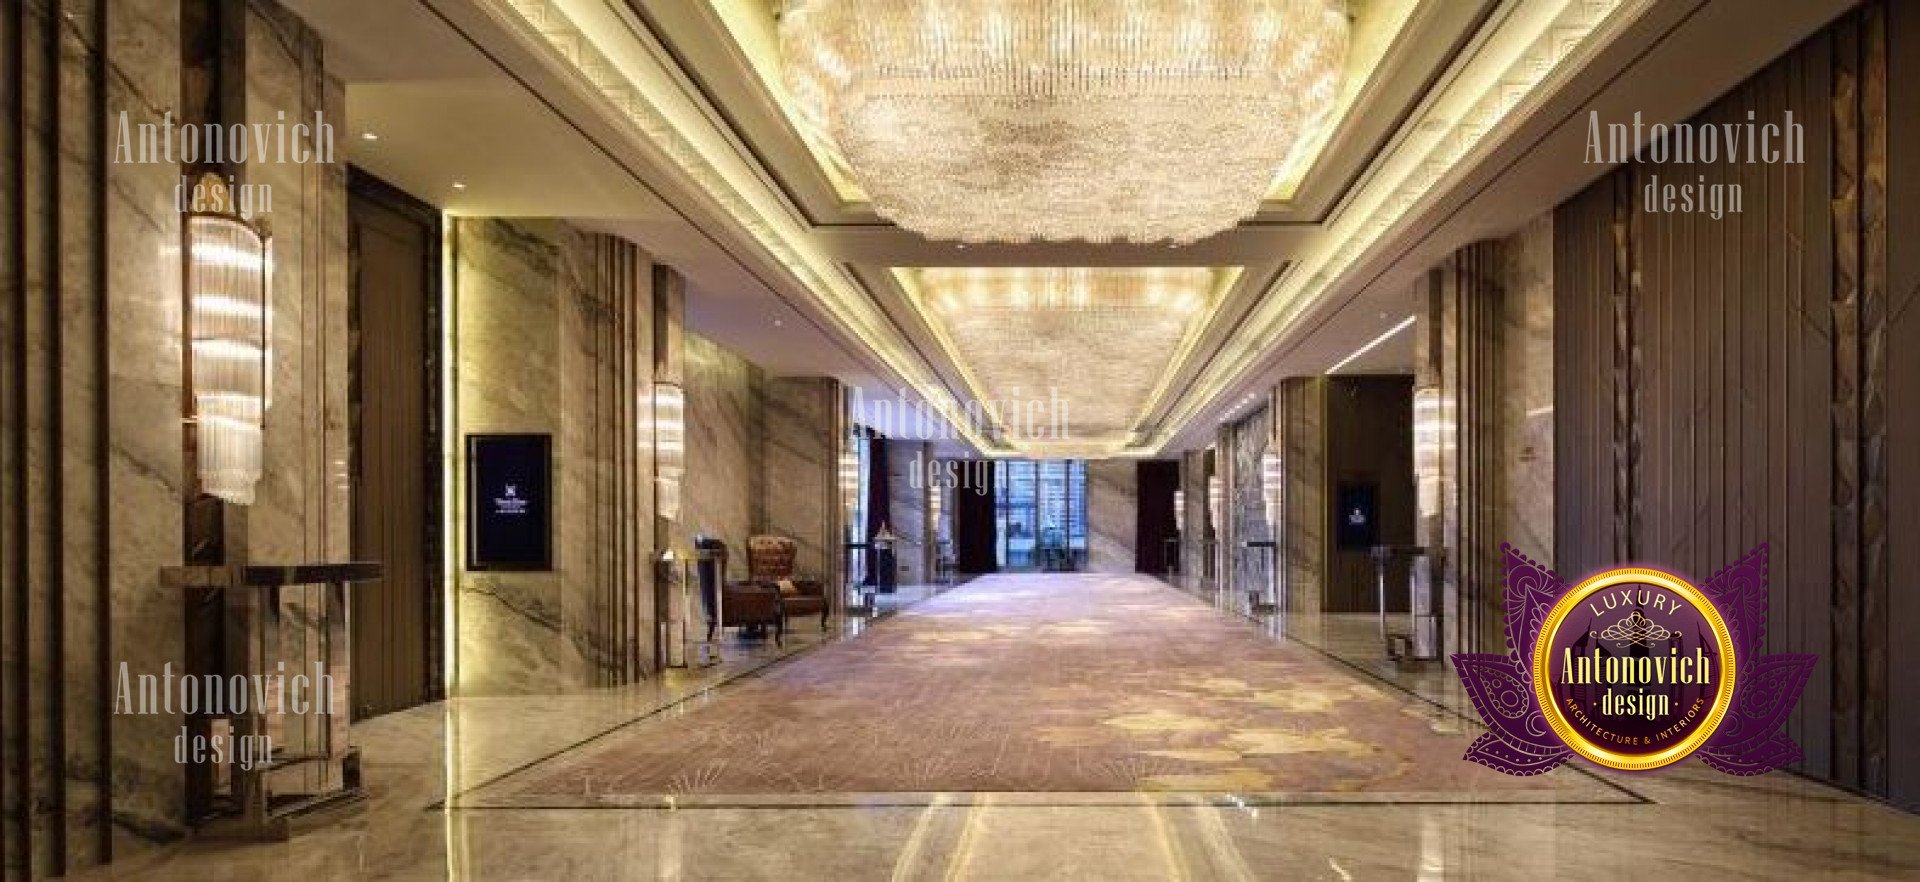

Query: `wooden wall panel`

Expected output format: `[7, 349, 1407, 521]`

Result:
[1885, 0, 1920, 811]
[1553, 3, 1912, 804]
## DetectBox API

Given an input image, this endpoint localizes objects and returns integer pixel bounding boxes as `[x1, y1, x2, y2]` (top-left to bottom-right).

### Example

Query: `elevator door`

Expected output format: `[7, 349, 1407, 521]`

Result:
[348, 172, 440, 717]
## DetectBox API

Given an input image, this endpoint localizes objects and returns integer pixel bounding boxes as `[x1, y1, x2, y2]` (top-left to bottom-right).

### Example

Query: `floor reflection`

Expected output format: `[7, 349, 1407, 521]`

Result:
[75, 577, 1920, 881]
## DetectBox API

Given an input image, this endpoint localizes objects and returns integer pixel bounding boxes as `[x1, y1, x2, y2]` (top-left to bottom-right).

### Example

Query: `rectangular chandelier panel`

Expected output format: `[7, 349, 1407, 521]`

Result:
[902, 267, 1232, 454]
[781, 0, 1351, 243]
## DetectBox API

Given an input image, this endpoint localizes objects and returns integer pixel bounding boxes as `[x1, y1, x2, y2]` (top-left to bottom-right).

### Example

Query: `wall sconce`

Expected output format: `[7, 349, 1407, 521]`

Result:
[1260, 449, 1283, 529]
[1172, 489, 1185, 532]
[185, 179, 272, 505]
[837, 442, 860, 506]
[1206, 475, 1223, 533]
[1413, 384, 1448, 521]
[653, 382, 685, 521]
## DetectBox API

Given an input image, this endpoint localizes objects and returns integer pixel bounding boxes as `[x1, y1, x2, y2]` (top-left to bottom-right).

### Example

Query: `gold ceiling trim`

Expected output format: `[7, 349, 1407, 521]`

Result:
[1147, 0, 1643, 451]
[894, 266, 1241, 458]
[708, 0, 1424, 208]
[488, 0, 1006, 453]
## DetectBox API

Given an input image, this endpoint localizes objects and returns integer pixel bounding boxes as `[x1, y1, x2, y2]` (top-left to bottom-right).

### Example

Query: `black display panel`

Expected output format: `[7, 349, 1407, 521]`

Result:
[1335, 480, 1380, 550]
[466, 433, 552, 571]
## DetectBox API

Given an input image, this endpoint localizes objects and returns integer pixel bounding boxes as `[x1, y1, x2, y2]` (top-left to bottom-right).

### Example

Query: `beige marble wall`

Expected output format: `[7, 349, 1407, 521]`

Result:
[1414, 218, 1555, 659]
[1279, 378, 1328, 617]
[246, 0, 350, 566]
[679, 333, 765, 578]
[452, 218, 656, 694]
[1, 0, 355, 872]
[1500, 215, 1555, 561]
[885, 441, 933, 585]
[1085, 459, 1137, 573]
[762, 378, 845, 588]
[1179, 450, 1211, 590]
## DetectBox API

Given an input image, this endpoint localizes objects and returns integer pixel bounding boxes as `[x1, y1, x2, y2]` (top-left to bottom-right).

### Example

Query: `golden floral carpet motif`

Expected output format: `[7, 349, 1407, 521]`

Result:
[475, 574, 1616, 802]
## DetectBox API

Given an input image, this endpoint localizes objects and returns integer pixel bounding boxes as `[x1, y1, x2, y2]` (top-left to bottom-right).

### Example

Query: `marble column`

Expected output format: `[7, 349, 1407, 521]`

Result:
[1415, 217, 1554, 661]
[1085, 459, 1137, 573]
[1278, 377, 1328, 618]
[451, 219, 657, 694]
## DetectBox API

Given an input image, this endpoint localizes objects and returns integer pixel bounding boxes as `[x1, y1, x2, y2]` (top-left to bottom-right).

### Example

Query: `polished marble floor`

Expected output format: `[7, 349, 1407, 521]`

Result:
[80, 577, 1920, 881]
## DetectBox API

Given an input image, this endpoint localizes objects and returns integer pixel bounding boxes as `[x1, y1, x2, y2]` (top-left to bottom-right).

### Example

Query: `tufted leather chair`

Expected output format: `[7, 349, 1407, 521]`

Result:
[746, 535, 829, 632]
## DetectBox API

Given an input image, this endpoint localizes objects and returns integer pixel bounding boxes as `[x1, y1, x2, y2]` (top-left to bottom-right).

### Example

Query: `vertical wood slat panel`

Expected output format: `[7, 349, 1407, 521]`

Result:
[1883, 0, 1920, 810]
[1858, 2, 1890, 795]
[1552, 6, 1909, 796]
[1, 3, 26, 872]
[1830, 14, 1863, 788]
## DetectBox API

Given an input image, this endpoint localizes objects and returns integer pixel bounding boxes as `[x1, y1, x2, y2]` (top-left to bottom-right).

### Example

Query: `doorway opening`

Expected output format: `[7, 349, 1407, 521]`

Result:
[346, 169, 444, 717]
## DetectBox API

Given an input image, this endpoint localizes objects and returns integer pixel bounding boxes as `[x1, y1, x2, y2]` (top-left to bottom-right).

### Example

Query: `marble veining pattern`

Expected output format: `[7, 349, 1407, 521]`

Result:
[762, 377, 844, 587]
[453, 218, 655, 694]
[679, 332, 766, 574]
[1085, 458, 1137, 573]
[1228, 406, 1274, 604]
[884, 440, 932, 585]
[1502, 214, 1555, 562]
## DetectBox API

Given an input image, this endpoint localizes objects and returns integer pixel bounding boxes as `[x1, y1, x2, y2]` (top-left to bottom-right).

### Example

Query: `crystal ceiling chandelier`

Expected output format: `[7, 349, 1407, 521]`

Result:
[919, 267, 1211, 314]
[904, 267, 1226, 449]
[780, 0, 1350, 244]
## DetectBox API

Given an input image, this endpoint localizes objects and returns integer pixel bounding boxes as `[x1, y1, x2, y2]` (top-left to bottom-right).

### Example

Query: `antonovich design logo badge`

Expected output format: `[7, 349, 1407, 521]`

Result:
[1455, 544, 1815, 775]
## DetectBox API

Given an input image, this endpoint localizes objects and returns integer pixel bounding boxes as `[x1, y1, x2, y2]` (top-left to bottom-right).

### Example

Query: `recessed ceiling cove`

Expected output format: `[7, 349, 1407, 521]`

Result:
[895, 267, 1241, 457]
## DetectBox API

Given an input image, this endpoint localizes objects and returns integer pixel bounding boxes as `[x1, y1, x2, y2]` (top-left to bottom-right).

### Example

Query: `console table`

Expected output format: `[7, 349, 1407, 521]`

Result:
[164, 561, 380, 839]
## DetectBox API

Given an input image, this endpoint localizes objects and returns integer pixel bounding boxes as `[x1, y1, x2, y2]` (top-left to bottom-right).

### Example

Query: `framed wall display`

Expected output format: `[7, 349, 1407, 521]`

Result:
[466, 433, 553, 571]
[1335, 480, 1380, 551]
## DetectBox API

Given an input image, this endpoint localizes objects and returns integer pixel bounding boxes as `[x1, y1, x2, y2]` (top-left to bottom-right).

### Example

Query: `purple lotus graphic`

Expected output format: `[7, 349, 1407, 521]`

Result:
[1454, 543, 1816, 776]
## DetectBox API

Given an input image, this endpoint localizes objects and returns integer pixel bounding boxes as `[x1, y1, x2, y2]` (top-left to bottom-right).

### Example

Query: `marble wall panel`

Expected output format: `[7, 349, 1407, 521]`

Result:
[1279, 378, 1327, 618]
[1501, 215, 1555, 562]
[245, 0, 349, 565]
[451, 219, 655, 694]
[1178, 450, 1210, 591]
[1085, 459, 1137, 573]
[2, 0, 352, 871]
[1227, 406, 1274, 602]
[453, 218, 574, 696]
[762, 378, 843, 588]
[679, 333, 765, 577]
[1415, 220, 1555, 658]
[885, 441, 932, 585]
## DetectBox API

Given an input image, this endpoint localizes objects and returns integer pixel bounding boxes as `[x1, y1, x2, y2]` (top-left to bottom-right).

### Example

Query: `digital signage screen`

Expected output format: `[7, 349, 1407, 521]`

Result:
[465, 433, 552, 571]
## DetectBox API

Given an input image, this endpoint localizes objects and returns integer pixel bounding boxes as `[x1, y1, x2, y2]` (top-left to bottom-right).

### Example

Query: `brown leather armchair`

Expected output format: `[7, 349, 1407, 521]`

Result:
[747, 535, 829, 633]
[696, 538, 784, 643]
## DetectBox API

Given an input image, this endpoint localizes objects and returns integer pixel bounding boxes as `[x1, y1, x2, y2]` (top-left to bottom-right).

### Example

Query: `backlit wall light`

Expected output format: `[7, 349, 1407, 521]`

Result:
[837, 442, 860, 503]
[1206, 475, 1223, 533]
[1261, 449, 1284, 526]
[1413, 383, 1452, 521]
[654, 382, 685, 521]
[186, 185, 272, 505]
[1173, 488, 1186, 533]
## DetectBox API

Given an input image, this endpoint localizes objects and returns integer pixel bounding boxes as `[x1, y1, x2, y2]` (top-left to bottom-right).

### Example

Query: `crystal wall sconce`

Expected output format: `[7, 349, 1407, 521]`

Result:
[185, 178, 272, 505]
[653, 382, 685, 521]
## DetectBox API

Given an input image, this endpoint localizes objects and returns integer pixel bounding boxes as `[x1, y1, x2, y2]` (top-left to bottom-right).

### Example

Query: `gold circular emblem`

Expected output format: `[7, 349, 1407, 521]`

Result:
[1530, 567, 1738, 771]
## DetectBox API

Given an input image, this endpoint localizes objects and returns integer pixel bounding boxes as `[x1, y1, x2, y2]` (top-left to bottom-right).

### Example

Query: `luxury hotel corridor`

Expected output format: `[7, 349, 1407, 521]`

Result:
[82, 575, 1920, 880]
